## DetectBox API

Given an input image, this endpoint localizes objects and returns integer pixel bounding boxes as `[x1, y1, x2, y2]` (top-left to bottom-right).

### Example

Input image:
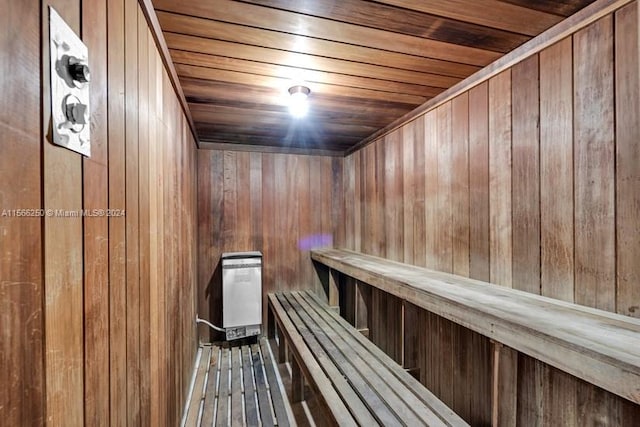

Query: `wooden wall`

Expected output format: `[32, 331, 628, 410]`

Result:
[0, 0, 198, 425]
[343, 1, 640, 425]
[0, 0, 45, 424]
[197, 150, 344, 341]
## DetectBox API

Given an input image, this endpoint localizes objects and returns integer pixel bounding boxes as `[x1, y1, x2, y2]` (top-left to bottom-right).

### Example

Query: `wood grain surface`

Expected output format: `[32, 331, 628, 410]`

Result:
[197, 150, 344, 340]
[340, 5, 640, 423]
[488, 70, 512, 288]
[43, 1, 84, 424]
[468, 82, 490, 282]
[615, 2, 640, 318]
[573, 15, 616, 311]
[540, 37, 575, 303]
[451, 93, 470, 278]
[151, 0, 596, 151]
[511, 55, 540, 295]
[1, 1, 199, 424]
[312, 248, 640, 407]
[82, 0, 110, 424]
[0, 0, 45, 425]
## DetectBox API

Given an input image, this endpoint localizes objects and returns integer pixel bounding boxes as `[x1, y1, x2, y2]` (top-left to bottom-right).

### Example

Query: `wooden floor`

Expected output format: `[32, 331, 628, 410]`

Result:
[183, 339, 293, 426]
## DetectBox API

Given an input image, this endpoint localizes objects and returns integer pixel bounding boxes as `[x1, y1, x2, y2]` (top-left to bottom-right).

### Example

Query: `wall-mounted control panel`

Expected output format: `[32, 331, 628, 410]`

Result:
[49, 7, 91, 156]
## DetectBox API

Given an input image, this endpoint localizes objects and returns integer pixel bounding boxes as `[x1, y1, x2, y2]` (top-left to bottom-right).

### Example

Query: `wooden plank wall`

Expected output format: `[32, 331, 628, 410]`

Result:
[0, 0, 198, 425]
[0, 0, 45, 425]
[343, 2, 640, 424]
[197, 150, 344, 341]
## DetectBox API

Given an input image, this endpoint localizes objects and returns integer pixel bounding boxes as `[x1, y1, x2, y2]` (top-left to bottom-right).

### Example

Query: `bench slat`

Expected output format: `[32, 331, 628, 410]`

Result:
[230, 347, 244, 426]
[291, 291, 460, 427]
[282, 292, 422, 426]
[215, 348, 230, 426]
[312, 248, 640, 405]
[301, 290, 468, 426]
[268, 294, 359, 426]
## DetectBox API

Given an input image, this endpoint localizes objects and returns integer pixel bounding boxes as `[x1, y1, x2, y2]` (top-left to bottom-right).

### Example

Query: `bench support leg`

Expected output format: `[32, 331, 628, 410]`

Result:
[276, 326, 286, 364]
[402, 300, 419, 370]
[491, 340, 518, 427]
[291, 357, 305, 403]
[267, 307, 275, 339]
[328, 268, 340, 312]
[355, 281, 369, 331]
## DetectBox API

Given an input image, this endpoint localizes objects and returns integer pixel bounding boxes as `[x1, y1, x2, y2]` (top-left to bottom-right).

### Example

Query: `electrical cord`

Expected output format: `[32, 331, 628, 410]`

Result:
[195, 315, 226, 333]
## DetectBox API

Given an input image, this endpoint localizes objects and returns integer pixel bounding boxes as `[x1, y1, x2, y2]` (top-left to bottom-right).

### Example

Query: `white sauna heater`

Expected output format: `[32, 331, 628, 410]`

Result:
[221, 251, 262, 340]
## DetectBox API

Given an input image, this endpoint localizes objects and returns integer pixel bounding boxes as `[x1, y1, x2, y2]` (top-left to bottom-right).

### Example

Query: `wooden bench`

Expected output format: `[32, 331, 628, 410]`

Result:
[267, 290, 469, 426]
[310, 248, 640, 408]
[183, 339, 293, 426]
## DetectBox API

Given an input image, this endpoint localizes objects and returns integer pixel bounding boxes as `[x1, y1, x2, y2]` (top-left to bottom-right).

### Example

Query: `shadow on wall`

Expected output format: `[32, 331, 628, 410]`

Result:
[204, 260, 224, 342]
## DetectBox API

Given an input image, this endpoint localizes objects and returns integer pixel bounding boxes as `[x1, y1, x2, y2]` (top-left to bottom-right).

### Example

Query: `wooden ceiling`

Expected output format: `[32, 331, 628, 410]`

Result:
[152, 0, 596, 153]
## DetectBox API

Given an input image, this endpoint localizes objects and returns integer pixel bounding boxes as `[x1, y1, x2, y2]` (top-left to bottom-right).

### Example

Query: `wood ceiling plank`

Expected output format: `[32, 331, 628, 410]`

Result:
[170, 50, 444, 98]
[165, 33, 461, 89]
[195, 127, 362, 149]
[200, 135, 358, 149]
[195, 120, 371, 138]
[180, 78, 417, 117]
[153, 0, 501, 65]
[241, 0, 530, 52]
[194, 119, 377, 139]
[373, 0, 562, 36]
[190, 112, 379, 137]
[199, 142, 345, 156]
[196, 125, 374, 147]
[188, 102, 401, 128]
[175, 63, 429, 105]
[348, 0, 630, 153]
[500, 0, 596, 17]
[189, 103, 384, 132]
[157, 11, 481, 78]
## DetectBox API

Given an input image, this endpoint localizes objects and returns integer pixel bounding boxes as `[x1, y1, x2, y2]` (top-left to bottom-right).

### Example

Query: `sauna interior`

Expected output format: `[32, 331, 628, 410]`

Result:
[2, 0, 639, 425]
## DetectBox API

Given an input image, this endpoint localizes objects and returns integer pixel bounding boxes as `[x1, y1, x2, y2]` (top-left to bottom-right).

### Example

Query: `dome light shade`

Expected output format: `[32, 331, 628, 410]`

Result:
[288, 85, 310, 118]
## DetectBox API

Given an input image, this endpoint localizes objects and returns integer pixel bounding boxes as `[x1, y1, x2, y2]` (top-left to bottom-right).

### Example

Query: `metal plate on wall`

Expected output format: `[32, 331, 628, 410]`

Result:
[49, 6, 91, 156]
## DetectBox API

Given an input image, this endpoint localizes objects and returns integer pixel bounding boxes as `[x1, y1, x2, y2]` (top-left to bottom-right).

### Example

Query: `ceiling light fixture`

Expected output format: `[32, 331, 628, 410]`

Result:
[288, 85, 310, 118]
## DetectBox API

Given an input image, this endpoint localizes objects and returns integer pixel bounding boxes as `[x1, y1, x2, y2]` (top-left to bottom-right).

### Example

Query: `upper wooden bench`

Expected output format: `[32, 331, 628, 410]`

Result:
[311, 248, 640, 406]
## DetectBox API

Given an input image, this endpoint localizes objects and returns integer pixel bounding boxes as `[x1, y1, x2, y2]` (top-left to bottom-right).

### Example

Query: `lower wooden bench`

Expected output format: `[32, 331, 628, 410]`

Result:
[267, 290, 468, 427]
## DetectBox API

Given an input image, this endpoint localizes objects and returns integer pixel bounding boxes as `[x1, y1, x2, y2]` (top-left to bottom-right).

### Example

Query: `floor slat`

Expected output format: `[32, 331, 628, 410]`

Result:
[215, 348, 230, 426]
[185, 346, 212, 427]
[201, 347, 219, 426]
[184, 340, 292, 427]
[252, 344, 276, 427]
[230, 347, 244, 426]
